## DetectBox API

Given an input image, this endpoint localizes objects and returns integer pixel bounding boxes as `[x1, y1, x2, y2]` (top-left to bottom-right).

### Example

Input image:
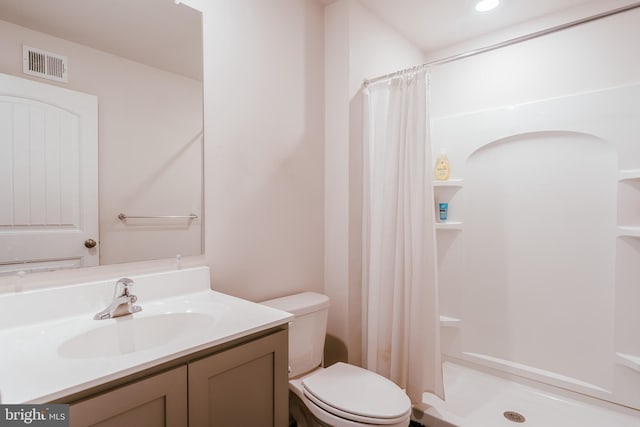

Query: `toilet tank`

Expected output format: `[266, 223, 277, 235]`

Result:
[261, 292, 329, 378]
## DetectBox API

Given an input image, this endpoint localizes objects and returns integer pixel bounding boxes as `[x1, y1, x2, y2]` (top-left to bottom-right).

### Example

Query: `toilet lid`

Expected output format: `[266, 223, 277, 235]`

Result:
[302, 363, 411, 424]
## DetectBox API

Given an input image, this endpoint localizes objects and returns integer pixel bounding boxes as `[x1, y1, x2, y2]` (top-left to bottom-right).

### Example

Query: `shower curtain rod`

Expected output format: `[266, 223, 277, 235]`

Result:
[363, 2, 640, 87]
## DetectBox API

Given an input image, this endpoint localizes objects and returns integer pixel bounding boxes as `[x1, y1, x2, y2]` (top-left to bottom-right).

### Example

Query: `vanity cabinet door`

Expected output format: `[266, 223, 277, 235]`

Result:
[188, 329, 288, 427]
[68, 366, 187, 427]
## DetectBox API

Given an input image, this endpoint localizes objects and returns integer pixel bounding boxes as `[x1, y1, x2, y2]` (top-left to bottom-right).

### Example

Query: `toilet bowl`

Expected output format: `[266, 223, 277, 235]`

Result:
[261, 292, 411, 427]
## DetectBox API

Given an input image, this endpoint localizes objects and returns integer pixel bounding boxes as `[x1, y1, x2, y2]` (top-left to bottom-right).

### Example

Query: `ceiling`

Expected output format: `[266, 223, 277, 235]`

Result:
[0, 0, 635, 80]
[357, 0, 633, 53]
[0, 0, 202, 80]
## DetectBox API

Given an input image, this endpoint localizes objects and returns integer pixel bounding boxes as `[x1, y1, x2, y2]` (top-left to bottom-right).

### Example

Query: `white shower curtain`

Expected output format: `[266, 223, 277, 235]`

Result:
[361, 70, 444, 402]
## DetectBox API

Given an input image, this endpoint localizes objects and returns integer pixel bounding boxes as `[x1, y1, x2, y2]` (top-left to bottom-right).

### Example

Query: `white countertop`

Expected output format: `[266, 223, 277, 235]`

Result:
[0, 267, 292, 403]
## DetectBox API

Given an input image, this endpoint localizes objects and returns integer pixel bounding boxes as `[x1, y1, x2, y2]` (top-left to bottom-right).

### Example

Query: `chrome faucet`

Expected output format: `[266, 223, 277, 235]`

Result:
[93, 278, 142, 320]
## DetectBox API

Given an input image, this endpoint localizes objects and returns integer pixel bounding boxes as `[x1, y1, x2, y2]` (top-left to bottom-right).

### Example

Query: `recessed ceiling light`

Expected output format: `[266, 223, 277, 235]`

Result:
[475, 0, 500, 12]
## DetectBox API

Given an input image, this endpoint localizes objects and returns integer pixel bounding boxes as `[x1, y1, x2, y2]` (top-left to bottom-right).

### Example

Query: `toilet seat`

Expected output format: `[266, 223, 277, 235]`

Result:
[301, 363, 411, 425]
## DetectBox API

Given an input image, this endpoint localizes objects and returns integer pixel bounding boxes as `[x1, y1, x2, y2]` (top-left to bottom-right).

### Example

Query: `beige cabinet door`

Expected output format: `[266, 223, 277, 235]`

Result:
[69, 366, 187, 427]
[188, 330, 289, 427]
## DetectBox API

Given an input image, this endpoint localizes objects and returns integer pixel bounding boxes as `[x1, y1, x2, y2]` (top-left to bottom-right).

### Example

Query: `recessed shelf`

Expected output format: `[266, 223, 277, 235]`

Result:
[436, 221, 463, 230]
[433, 178, 464, 188]
[616, 226, 640, 237]
[615, 352, 640, 373]
[618, 169, 640, 181]
[440, 315, 461, 327]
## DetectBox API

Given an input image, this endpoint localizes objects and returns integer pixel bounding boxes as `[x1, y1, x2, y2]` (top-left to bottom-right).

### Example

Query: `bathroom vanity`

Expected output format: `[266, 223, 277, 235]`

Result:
[0, 267, 292, 427]
[67, 327, 288, 427]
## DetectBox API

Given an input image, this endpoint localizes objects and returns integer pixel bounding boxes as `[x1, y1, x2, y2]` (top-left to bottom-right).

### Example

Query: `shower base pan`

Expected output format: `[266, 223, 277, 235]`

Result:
[413, 360, 639, 427]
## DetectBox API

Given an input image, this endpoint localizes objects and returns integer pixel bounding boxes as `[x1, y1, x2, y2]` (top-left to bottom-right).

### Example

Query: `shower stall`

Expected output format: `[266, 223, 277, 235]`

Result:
[415, 5, 640, 427]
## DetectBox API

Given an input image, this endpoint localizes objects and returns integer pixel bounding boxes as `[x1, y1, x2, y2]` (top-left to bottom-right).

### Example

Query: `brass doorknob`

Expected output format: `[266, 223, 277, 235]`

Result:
[84, 239, 97, 249]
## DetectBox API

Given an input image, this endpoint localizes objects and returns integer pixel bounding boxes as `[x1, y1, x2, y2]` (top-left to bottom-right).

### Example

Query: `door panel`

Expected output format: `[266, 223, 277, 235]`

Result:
[0, 73, 98, 274]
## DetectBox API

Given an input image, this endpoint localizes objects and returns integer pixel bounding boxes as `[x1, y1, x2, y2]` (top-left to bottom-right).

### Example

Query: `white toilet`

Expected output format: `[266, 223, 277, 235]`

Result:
[262, 292, 411, 427]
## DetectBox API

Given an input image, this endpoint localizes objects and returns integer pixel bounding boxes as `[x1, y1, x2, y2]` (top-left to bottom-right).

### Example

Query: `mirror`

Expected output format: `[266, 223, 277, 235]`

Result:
[0, 0, 203, 274]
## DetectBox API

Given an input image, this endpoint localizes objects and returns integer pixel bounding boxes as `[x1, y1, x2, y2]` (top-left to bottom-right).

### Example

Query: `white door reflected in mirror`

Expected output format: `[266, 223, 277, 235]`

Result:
[0, 73, 98, 275]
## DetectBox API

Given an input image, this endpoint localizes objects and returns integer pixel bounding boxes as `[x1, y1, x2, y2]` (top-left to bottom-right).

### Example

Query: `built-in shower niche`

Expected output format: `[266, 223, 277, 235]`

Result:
[615, 173, 640, 383]
[615, 237, 640, 369]
[434, 179, 464, 230]
[617, 173, 640, 235]
[433, 179, 464, 336]
[460, 131, 617, 396]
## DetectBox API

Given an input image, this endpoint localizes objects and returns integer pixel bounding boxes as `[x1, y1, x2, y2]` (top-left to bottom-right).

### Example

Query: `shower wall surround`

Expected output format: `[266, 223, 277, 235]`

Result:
[429, 7, 640, 409]
[432, 84, 640, 409]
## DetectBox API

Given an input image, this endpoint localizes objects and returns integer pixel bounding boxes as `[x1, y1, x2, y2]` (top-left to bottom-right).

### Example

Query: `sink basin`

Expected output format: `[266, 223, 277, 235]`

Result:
[58, 312, 215, 358]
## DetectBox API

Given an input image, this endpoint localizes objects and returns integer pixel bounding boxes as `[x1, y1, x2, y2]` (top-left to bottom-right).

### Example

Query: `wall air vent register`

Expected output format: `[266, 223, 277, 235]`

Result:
[22, 45, 68, 83]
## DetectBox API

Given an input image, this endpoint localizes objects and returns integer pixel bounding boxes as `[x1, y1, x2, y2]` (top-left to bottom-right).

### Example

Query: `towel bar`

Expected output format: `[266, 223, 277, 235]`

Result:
[118, 213, 198, 220]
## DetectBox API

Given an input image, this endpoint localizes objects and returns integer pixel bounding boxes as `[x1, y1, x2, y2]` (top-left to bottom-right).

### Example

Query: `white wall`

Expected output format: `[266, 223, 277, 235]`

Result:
[200, 0, 325, 302]
[324, 0, 425, 364]
[428, 3, 640, 117]
[0, 19, 203, 266]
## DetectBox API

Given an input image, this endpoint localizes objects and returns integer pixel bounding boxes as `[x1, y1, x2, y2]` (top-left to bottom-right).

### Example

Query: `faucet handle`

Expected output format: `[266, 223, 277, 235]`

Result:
[117, 277, 134, 287]
[114, 277, 135, 298]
